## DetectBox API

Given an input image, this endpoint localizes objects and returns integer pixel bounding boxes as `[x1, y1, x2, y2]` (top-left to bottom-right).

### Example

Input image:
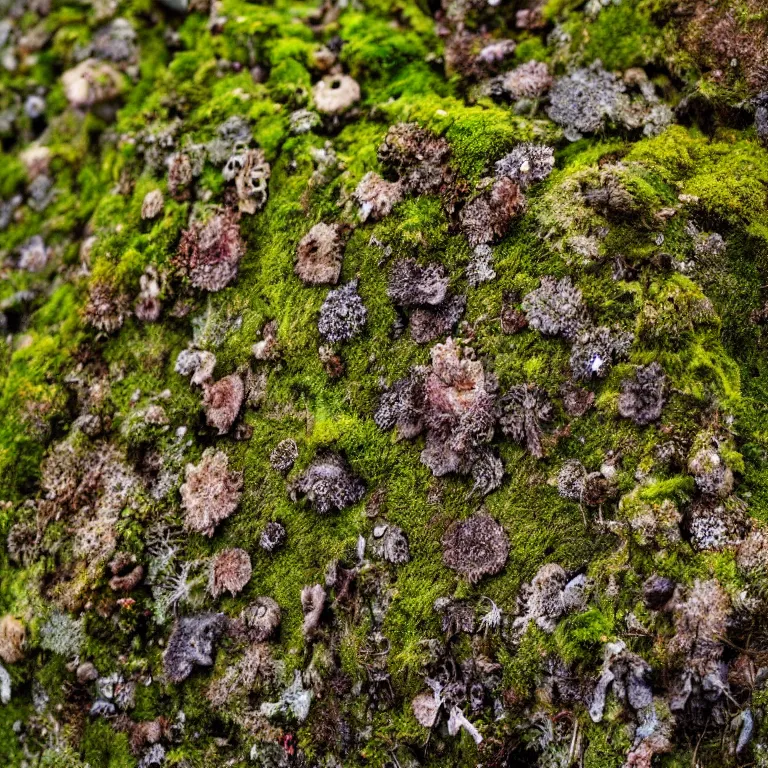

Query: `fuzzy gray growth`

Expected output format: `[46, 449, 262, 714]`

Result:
[557, 459, 587, 501]
[318, 280, 368, 343]
[470, 448, 504, 497]
[269, 439, 299, 473]
[163, 613, 226, 683]
[260, 670, 312, 722]
[492, 60, 553, 101]
[290, 453, 365, 514]
[374, 368, 428, 439]
[569, 326, 633, 380]
[499, 384, 554, 458]
[756, 92, 768, 146]
[618, 363, 666, 425]
[410, 294, 467, 344]
[387, 258, 449, 307]
[39, 612, 84, 658]
[260, 521, 287, 552]
[0, 663, 10, 704]
[495, 143, 555, 188]
[642, 575, 676, 610]
[241, 597, 281, 642]
[522, 276, 588, 340]
[688, 438, 734, 498]
[547, 62, 626, 141]
[371, 524, 411, 565]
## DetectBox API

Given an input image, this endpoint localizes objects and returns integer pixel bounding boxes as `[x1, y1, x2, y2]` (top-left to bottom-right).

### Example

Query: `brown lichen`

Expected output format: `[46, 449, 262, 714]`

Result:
[0, 616, 25, 664]
[241, 597, 282, 642]
[84, 281, 130, 333]
[441, 512, 508, 583]
[175, 210, 245, 292]
[301, 583, 326, 639]
[290, 453, 365, 514]
[140, 190, 164, 220]
[62, 59, 123, 107]
[108, 553, 144, 592]
[377, 123, 453, 195]
[234, 149, 270, 214]
[295, 222, 345, 285]
[459, 178, 525, 246]
[180, 449, 243, 537]
[208, 548, 252, 598]
[202, 374, 244, 435]
[313, 75, 361, 114]
[353, 172, 404, 222]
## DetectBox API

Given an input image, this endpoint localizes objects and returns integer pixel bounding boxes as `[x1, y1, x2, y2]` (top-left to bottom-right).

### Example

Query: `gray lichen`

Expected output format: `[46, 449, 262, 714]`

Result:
[318, 280, 368, 343]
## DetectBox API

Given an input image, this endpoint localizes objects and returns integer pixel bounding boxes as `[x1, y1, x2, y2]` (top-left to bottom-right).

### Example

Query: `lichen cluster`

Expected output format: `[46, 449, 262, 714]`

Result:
[2, 0, 768, 766]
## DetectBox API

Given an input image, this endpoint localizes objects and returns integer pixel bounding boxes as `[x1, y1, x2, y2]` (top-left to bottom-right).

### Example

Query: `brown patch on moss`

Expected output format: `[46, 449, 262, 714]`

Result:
[677, 0, 768, 93]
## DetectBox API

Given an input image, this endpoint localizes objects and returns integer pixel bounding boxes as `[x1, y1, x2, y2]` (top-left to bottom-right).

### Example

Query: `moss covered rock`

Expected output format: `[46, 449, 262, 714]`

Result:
[2, 0, 768, 765]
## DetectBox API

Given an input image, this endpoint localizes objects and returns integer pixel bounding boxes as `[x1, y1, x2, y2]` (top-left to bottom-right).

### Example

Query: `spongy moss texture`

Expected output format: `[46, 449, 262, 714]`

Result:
[2, 0, 768, 766]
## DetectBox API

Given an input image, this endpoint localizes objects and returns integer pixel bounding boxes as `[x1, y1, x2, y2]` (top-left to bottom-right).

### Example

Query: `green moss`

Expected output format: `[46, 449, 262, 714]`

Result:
[268, 58, 313, 104]
[0, 157, 26, 199]
[39, 747, 88, 768]
[498, 626, 547, 698]
[583, 721, 632, 768]
[580, 2, 664, 71]
[514, 36, 549, 64]
[80, 722, 136, 768]
[542, 0, 583, 21]
[554, 607, 615, 665]
[636, 476, 695, 504]
[3, 0, 768, 765]
[339, 12, 431, 81]
[626, 126, 768, 229]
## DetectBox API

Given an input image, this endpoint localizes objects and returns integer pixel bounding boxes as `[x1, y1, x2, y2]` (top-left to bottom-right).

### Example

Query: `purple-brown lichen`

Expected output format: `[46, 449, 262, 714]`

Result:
[295, 222, 345, 285]
[175, 211, 245, 292]
[208, 548, 252, 598]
